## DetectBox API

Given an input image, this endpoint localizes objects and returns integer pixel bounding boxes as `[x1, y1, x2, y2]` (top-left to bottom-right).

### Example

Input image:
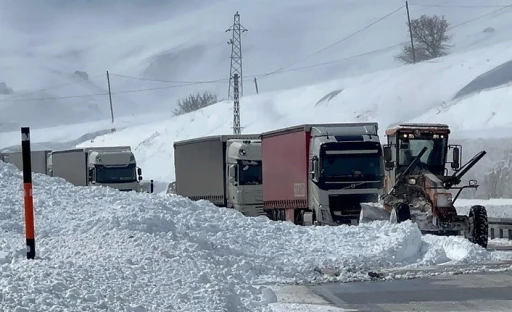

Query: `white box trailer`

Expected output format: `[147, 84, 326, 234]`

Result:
[174, 134, 263, 216]
[0, 150, 51, 174]
[48, 146, 144, 192]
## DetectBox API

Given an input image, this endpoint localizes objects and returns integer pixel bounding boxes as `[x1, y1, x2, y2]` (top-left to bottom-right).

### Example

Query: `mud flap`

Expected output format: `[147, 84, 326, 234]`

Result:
[359, 203, 391, 223]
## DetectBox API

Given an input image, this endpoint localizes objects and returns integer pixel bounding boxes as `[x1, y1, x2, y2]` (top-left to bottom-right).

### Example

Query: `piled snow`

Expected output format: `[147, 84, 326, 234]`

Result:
[0, 161, 510, 311]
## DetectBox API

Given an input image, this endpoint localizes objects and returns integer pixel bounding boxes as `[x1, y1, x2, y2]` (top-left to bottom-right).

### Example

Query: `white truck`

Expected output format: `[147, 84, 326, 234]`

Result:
[0, 150, 52, 174]
[47, 146, 146, 192]
[173, 134, 264, 217]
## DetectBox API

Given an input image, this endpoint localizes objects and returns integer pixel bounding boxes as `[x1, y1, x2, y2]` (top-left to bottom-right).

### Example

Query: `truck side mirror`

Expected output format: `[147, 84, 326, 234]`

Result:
[310, 157, 318, 180]
[138, 176, 143, 181]
[452, 147, 460, 170]
[88, 168, 96, 182]
[383, 146, 394, 171]
[228, 164, 237, 184]
[137, 167, 142, 176]
[383, 146, 392, 162]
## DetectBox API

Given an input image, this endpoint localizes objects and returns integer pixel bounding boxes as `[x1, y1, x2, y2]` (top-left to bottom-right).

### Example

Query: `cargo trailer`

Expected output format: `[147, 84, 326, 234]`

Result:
[260, 123, 384, 226]
[47, 146, 145, 192]
[173, 134, 264, 216]
[0, 150, 51, 174]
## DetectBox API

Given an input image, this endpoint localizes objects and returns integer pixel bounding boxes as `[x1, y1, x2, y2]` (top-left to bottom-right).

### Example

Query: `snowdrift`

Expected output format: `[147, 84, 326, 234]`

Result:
[0, 161, 510, 311]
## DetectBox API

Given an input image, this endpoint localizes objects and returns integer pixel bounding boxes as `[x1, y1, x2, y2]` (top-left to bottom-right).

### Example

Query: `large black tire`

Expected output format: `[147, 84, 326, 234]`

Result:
[391, 203, 411, 223]
[469, 205, 488, 248]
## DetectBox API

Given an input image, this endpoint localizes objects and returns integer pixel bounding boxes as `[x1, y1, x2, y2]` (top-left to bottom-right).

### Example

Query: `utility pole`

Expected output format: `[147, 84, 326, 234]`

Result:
[233, 73, 241, 135]
[226, 11, 247, 99]
[106, 71, 116, 132]
[253, 77, 259, 94]
[405, 1, 416, 64]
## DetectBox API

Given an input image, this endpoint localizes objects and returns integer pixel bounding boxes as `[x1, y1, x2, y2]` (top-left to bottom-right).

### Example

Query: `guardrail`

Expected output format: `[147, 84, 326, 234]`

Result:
[488, 218, 512, 240]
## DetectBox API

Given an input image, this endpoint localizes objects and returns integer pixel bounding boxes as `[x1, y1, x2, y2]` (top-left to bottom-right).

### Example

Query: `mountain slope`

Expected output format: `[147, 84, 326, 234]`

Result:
[76, 39, 512, 184]
[2, 0, 512, 128]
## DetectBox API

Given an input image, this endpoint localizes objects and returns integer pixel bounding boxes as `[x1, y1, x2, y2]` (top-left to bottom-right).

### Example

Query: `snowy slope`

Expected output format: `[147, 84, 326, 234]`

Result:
[2, 0, 512, 128]
[1, 161, 511, 311]
[76, 39, 512, 185]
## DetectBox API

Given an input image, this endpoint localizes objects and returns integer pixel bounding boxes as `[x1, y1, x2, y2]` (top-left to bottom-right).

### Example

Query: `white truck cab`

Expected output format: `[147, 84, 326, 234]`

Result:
[47, 146, 145, 192]
[87, 148, 143, 191]
[226, 139, 264, 216]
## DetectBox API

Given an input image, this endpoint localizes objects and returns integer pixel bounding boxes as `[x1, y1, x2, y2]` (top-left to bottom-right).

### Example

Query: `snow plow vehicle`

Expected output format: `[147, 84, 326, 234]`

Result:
[360, 123, 489, 248]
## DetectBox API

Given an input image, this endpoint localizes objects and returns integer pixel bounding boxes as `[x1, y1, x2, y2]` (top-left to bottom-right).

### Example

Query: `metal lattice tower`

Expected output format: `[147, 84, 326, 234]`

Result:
[232, 74, 241, 134]
[226, 11, 247, 100]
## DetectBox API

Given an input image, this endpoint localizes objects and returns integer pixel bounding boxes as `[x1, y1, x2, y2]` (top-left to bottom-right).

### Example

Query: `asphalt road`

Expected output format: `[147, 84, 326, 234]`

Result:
[310, 268, 512, 311]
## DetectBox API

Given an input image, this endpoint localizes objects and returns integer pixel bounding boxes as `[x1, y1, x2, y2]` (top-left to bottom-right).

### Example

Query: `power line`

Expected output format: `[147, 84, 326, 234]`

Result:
[0, 74, 104, 102]
[3, 3, 511, 104]
[2, 80, 229, 102]
[108, 73, 228, 84]
[256, 5, 405, 78]
[410, 4, 512, 8]
[254, 3, 512, 76]
[447, 4, 512, 29]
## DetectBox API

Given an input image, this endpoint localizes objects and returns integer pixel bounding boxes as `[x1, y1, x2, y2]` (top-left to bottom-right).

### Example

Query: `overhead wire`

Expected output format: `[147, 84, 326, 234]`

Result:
[0, 74, 104, 102]
[4, 79, 230, 102]
[3, 3, 512, 103]
[255, 4, 406, 78]
[108, 73, 229, 84]
[410, 4, 512, 8]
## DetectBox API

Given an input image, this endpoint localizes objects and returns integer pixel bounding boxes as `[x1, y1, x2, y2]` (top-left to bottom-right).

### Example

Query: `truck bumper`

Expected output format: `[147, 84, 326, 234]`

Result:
[320, 193, 380, 225]
[233, 204, 266, 217]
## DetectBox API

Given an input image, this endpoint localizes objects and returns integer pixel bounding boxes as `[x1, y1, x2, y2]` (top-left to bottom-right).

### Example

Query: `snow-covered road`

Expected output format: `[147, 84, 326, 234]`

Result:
[1, 161, 512, 311]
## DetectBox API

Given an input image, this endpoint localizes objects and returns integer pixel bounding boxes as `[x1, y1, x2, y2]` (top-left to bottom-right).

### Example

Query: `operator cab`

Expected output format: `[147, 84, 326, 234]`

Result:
[382, 123, 461, 187]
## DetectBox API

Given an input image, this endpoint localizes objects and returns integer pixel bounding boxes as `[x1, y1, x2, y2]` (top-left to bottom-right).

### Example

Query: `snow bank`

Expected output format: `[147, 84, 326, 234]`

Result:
[0, 161, 510, 311]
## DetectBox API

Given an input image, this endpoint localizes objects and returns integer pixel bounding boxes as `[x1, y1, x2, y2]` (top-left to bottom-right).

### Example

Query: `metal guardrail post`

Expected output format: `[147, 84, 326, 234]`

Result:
[488, 218, 512, 240]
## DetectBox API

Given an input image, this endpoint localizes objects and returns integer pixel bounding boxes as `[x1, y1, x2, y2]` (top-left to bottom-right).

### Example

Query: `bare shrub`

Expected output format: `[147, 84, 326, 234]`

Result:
[173, 91, 218, 116]
[396, 15, 452, 64]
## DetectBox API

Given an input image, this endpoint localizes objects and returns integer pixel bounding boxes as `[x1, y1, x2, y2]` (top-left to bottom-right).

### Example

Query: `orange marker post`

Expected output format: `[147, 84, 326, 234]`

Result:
[21, 127, 36, 259]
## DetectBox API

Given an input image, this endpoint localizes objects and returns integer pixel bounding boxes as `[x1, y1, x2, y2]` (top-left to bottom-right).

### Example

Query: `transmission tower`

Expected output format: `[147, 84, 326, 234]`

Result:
[232, 73, 241, 134]
[226, 11, 247, 100]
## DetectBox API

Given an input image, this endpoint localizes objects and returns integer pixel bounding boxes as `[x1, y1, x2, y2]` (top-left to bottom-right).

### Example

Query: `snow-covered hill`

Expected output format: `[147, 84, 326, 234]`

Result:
[72, 39, 512, 191]
[1, 160, 511, 311]
[2, 0, 512, 128]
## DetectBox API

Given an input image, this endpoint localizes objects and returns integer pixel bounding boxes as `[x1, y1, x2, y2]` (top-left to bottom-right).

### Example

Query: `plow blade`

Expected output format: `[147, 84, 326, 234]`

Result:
[359, 203, 390, 223]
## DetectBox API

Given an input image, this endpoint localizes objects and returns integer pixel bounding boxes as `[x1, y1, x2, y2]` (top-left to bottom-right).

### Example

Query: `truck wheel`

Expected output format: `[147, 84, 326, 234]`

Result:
[278, 209, 285, 221]
[390, 203, 411, 224]
[294, 209, 303, 225]
[469, 205, 488, 248]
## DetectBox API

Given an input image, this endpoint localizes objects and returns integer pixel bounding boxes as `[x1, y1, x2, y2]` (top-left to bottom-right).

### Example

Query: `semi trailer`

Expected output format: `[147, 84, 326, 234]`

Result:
[173, 134, 264, 217]
[47, 146, 146, 192]
[260, 123, 384, 226]
[0, 150, 51, 174]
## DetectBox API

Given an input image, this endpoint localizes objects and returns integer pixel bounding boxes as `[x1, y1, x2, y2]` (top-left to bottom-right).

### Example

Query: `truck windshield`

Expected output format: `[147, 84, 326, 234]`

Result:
[321, 153, 382, 178]
[398, 137, 447, 167]
[237, 160, 262, 185]
[95, 164, 137, 184]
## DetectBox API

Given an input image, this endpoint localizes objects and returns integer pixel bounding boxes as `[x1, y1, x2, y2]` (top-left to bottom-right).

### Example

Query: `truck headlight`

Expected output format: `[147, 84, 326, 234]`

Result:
[408, 178, 416, 185]
[435, 193, 452, 207]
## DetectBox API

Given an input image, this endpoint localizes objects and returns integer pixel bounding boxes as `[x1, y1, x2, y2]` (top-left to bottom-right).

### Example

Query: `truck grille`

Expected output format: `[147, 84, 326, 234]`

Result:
[328, 194, 371, 224]
[254, 189, 263, 202]
[335, 181, 382, 190]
